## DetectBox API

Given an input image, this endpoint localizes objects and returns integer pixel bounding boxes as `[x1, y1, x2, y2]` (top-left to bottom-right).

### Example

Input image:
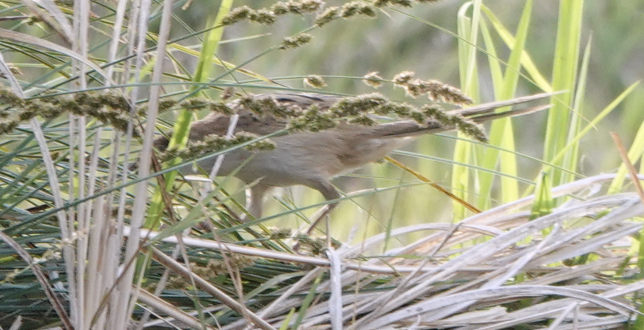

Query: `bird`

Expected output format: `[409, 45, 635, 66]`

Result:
[151, 92, 552, 225]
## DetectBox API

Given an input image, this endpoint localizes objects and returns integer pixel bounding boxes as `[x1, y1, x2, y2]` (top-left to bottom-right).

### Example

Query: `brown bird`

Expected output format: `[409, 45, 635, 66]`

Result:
[152, 93, 552, 223]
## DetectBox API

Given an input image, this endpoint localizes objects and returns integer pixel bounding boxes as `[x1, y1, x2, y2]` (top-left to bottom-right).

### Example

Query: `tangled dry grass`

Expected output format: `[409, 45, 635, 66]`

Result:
[110, 174, 644, 329]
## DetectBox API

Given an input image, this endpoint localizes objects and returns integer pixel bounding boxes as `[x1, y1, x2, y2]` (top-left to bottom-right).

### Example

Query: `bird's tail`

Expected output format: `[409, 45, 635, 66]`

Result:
[365, 92, 558, 139]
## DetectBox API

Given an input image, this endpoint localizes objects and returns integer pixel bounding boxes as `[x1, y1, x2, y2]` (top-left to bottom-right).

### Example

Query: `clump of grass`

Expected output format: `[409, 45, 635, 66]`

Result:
[0, 0, 642, 329]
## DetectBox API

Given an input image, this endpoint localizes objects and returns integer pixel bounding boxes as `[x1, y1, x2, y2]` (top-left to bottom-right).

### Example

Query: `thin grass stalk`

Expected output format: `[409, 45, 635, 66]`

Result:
[227, 268, 326, 329]
[125, 224, 519, 275]
[481, 283, 644, 330]
[66, 116, 79, 324]
[325, 248, 343, 330]
[42, 0, 74, 41]
[543, 0, 583, 186]
[139, 4, 246, 316]
[0, 30, 112, 83]
[549, 82, 639, 166]
[88, 0, 130, 327]
[359, 197, 639, 325]
[475, 19, 502, 211]
[19, 0, 72, 43]
[365, 285, 638, 330]
[372, 222, 632, 328]
[31, 114, 79, 325]
[71, 0, 92, 327]
[521, 82, 637, 198]
[548, 303, 579, 330]
[0, 231, 73, 329]
[131, 0, 177, 324]
[139, 307, 223, 329]
[530, 171, 554, 221]
[609, 93, 644, 193]
[494, 45, 526, 203]
[0, 57, 81, 328]
[8, 316, 22, 330]
[382, 172, 405, 252]
[453, 1, 482, 221]
[105, 23, 132, 330]
[114, 0, 156, 325]
[137, 289, 216, 330]
[610, 117, 644, 194]
[291, 274, 323, 330]
[481, 7, 552, 92]
[462, 1, 483, 94]
[145, 0, 234, 229]
[177, 235, 211, 325]
[109, 0, 142, 325]
[319, 235, 451, 328]
[90, 134, 118, 328]
[347, 250, 436, 328]
[113, 0, 166, 327]
[428, 223, 562, 322]
[148, 247, 275, 330]
[87, 193, 108, 328]
[133, 245, 182, 330]
[559, 37, 591, 186]
[75, 91, 89, 330]
[477, 0, 533, 208]
[84, 131, 104, 292]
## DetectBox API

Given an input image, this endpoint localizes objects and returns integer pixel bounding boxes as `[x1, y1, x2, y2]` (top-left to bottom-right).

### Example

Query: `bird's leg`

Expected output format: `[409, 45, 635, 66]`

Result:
[304, 201, 338, 236]
[303, 179, 341, 236]
[242, 183, 270, 221]
[292, 179, 340, 253]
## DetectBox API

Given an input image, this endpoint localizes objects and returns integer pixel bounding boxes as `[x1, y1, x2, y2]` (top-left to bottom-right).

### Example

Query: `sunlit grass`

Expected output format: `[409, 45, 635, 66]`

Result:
[1, 0, 644, 329]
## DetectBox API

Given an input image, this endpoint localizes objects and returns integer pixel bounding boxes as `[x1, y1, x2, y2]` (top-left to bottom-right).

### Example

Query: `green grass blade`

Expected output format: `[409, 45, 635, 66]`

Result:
[543, 0, 584, 186]
[145, 0, 235, 228]
[453, 1, 482, 220]
[476, 0, 533, 208]
[550, 81, 640, 166]
[481, 6, 552, 92]
[560, 36, 592, 184]
[530, 171, 553, 220]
